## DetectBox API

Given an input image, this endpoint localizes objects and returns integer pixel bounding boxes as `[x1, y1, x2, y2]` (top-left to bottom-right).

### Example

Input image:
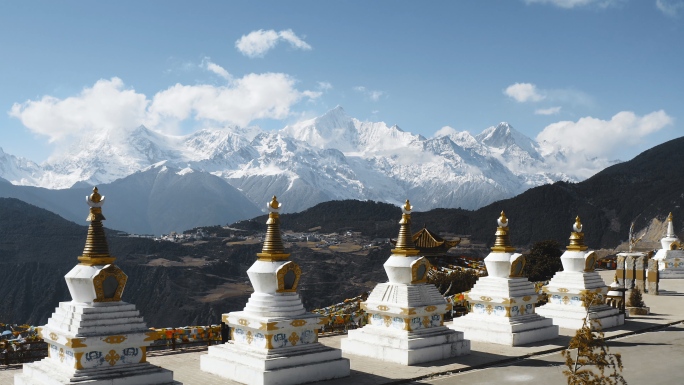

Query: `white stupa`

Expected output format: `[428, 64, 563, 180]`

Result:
[653, 213, 684, 278]
[15, 187, 178, 385]
[341, 200, 470, 364]
[448, 211, 558, 345]
[200, 196, 350, 385]
[536, 217, 624, 330]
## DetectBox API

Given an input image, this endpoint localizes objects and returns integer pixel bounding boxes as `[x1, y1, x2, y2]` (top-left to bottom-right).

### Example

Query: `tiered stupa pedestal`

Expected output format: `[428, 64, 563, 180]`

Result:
[653, 213, 684, 279]
[200, 197, 349, 385]
[449, 212, 558, 346]
[341, 201, 470, 365]
[536, 217, 624, 330]
[16, 188, 177, 385]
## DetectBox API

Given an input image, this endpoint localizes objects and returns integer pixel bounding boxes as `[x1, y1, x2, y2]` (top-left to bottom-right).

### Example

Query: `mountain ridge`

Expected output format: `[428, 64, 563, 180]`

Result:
[239, 135, 684, 250]
[0, 107, 601, 216]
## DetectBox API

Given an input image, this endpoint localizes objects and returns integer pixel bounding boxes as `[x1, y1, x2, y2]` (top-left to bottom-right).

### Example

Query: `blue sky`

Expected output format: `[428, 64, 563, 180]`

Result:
[1, 0, 683, 163]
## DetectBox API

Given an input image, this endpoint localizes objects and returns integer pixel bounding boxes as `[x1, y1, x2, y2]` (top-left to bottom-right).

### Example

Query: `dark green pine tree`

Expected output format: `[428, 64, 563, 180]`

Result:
[522, 240, 564, 282]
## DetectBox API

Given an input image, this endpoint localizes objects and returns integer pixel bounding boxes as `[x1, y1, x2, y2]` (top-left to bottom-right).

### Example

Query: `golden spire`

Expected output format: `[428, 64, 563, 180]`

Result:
[666, 212, 676, 238]
[491, 211, 516, 253]
[256, 196, 291, 261]
[567, 216, 588, 251]
[392, 200, 420, 256]
[78, 187, 116, 266]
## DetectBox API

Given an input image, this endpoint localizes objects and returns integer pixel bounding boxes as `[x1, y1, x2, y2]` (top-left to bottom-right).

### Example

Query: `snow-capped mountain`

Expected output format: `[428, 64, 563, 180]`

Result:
[0, 147, 43, 186]
[0, 106, 594, 215]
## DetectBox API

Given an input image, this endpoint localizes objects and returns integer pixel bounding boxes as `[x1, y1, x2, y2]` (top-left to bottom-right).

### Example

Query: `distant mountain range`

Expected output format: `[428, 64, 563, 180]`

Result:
[247, 135, 684, 250]
[0, 165, 260, 235]
[0, 107, 615, 234]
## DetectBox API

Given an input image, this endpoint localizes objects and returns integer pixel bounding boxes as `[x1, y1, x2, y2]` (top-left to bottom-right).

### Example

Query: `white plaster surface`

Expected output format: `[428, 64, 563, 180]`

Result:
[15, 360, 178, 385]
[248, 260, 289, 294]
[384, 255, 422, 284]
[342, 326, 469, 365]
[65, 264, 105, 304]
[483, 252, 522, 278]
[201, 339, 349, 385]
[450, 313, 558, 346]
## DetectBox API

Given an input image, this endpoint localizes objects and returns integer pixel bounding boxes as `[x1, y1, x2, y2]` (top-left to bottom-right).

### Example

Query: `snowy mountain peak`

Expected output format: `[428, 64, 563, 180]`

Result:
[476, 122, 542, 162]
[0, 106, 602, 215]
[477, 122, 519, 147]
[280, 106, 357, 151]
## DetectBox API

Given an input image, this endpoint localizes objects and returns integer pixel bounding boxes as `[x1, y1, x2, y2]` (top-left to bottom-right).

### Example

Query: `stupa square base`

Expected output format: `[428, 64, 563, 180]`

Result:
[450, 314, 558, 346]
[200, 341, 349, 385]
[654, 250, 684, 278]
[15, 359, 177, 385]
[342, 325, 469, 365]
[17, 300, 180, 384]
[536, 304, 624, 330]
[659, 269, 684, 279]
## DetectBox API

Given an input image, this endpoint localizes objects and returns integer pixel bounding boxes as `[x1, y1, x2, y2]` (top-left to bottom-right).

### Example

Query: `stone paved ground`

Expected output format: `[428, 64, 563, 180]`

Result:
[2, 271, 683, 385]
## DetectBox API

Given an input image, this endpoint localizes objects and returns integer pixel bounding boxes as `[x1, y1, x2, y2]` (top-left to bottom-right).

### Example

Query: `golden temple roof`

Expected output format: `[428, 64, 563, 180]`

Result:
[391, 226, 461, 256]
[78, 187, 116, 266]
[256, 196, 291, 262]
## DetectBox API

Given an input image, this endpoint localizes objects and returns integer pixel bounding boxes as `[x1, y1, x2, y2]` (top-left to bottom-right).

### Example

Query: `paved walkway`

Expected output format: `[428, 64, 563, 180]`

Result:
[2, 271, 683, 385]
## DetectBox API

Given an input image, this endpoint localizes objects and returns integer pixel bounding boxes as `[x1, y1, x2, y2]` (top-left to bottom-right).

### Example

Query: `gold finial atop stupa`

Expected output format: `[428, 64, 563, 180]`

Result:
[86, 187, 106, 222]
[78, 187, 115, 266]
[668, 212, 673, 222]
[256, 196, 291, 262]
[491, 211, 516, 253]
[392, 200, 420, 256]
[567, 216, 588, 251]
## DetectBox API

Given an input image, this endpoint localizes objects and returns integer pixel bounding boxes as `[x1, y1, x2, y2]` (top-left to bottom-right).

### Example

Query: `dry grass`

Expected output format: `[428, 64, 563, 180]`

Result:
[146, 257, 209, 267]
[329, 243, 362, 253]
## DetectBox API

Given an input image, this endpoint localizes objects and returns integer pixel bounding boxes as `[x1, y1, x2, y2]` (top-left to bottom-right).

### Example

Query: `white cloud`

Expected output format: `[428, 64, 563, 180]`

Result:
[433, 126, 459, 137]
[148, 72, 321, 128]
[353, 86, 385, 101]
[524, 0, 621, 8]
[10, 71, 321, 142]
[369, 91, 384, 101]
[535, 106, 562, 115]
[656, 0, 684, 17]
[317, 81, 333, 91]
[235, 29, 312, 58]
[202, 58, 232, 80]
[505, 83, 594, 111]
[9, 77, 148, 142]
[536, 110, 673, 160]
[545, 88, 594, 107]
[504, 83, 546, 103]
[278, 29, 312, 50]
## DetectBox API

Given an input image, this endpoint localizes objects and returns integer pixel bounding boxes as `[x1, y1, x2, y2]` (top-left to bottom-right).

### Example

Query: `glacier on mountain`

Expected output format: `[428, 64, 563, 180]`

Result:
[0, 106, 602, 214]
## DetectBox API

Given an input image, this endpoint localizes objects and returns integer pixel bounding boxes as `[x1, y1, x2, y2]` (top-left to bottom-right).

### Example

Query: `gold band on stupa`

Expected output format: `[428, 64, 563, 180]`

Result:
[392, 200, 420, 256]
[78, 187, 116, 266]
[491, 211, 516, 253]
[256, 196, 291, 261]
[567, 216, 588, 251]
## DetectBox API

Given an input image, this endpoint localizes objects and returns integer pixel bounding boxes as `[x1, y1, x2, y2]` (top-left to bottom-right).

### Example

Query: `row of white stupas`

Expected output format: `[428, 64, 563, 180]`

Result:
[14, 189, 682, 385]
